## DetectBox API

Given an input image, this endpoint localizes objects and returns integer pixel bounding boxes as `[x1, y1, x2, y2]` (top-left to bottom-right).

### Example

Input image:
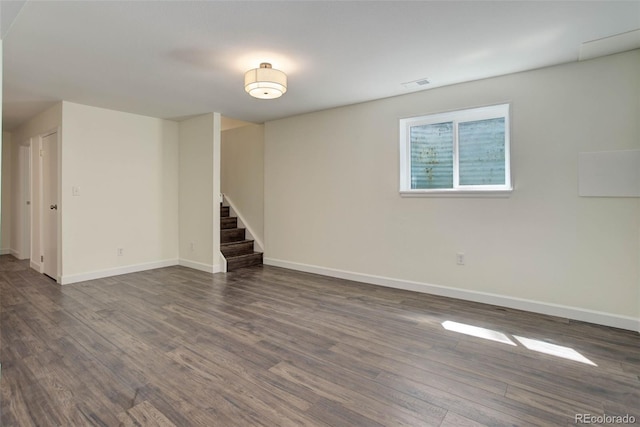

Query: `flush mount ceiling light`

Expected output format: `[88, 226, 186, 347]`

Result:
[244, 63, 287, 99]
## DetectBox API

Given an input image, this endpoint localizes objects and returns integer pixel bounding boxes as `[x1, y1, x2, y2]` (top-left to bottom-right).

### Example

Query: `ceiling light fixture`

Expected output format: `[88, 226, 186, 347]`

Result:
[244, 63, 287, 99]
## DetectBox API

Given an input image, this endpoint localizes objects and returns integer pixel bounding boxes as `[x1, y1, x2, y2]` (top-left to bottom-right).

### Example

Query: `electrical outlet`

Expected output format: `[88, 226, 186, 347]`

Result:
[117, 248, 124, 256]
[456, 252, 465, 265]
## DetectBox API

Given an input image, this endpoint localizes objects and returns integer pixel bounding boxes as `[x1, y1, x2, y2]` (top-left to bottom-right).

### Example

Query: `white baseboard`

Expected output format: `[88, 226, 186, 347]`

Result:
[178, 258, 222, 274]
[60, 259, 179, 285]
[30, 260, 43, 273]
[264, 258, 640, 333]
[3, 248, 30, 260]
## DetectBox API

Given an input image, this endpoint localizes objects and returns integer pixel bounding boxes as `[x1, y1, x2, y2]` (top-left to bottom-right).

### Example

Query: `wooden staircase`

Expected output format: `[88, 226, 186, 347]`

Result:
[220, 205, 263, 271]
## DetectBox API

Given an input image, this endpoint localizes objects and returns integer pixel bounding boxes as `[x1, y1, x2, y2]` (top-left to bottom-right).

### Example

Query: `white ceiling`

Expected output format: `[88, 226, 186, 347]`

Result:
[2, 1, 639, 130]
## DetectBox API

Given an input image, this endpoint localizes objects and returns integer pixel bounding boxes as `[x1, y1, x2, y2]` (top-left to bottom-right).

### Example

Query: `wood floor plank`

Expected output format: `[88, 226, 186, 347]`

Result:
[261, 341, 448, 424]
[440, 411, 488, 427]
[504, 385, 603, 421]
[1, 255, 638, 426]
[376, 370, 560, 426]
[448, 340, 639, 408]
[19, 352, 118, 426]
[0, 280, 28, 306]
[419, 343, 612, 412]
[0, 360, 53, 427]
[305, 397, 386, 427]
[328, 341, 509, 396]
[269, 360, 446, 426]
[164, 346, 323, 427]
[134, 383, 234, 427]
[118, 400, 177, 427]
[2, 309, 52, 359]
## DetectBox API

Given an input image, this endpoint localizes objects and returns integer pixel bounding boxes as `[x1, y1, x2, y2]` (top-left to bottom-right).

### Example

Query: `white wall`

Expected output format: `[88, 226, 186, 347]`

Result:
[221, 124, 264, 246]
[6, 101, 225, 282]
[178, 113, 222, 273]
[60, 102, 179, 283]
[264, 50, 640, 330]
[221, 116, 253, 131]
[9, 102, 62, 147]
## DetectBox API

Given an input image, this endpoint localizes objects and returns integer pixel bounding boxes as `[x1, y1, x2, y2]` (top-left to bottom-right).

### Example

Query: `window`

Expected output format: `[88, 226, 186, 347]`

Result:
[399, 104, 511, 195]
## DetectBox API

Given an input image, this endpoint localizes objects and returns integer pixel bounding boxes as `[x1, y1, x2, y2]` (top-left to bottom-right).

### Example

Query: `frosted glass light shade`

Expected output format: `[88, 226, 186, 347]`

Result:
[244, 63, 287, 99]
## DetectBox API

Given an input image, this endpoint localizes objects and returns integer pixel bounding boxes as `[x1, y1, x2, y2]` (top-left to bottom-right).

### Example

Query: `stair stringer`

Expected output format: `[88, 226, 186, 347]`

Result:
[219, 252, 227, 273]
[221, 194, 264, 254]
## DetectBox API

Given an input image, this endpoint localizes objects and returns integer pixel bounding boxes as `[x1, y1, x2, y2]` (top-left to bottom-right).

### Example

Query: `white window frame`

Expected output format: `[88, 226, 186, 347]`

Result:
[399, 103, 512, 196]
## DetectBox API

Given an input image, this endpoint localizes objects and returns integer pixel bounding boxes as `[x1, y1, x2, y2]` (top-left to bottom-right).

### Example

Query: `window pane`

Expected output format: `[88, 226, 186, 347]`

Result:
[410, 122, 453, 189]
[458, 118, 505, 185]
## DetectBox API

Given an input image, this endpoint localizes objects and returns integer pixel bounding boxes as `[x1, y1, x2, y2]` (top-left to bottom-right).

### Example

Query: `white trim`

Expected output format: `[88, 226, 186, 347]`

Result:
[60, 259, 179, 285]
[399, 103, 511, 194]
[264, 258, 640, 333]
[28, 137, 36, 263]
[222, 193, 264, 253]
[400, 189, 512, 198]
[219, 251, 227, 273]
[0, 248, 13, 255]
[19, 143, 32, 260]
[30, 260, 43, 273]
[37, 135, 43, 274]
[179, 258, 222, 274]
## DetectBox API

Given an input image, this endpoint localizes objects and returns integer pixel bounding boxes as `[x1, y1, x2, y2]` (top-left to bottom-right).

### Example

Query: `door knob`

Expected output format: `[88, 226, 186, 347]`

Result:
[50, 204, 58, 210]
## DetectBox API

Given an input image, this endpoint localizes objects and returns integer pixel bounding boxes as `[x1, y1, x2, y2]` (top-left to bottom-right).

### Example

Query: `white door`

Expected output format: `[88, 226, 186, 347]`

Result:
[42, 132, 58, 280]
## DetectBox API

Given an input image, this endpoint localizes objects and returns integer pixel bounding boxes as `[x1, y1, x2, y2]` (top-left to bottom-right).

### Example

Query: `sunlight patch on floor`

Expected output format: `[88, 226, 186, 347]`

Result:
[442, 320, 516, 346]
[442, 321, 598, 366]
[513, 335, 597, 366]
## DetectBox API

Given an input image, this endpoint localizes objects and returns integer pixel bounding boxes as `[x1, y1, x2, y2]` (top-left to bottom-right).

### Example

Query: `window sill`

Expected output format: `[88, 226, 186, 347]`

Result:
[400, 188, 513, 198]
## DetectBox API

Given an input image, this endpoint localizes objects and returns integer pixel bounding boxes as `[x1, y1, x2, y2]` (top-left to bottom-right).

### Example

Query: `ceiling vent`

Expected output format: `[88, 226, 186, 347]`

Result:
[402, 78, 431, 89]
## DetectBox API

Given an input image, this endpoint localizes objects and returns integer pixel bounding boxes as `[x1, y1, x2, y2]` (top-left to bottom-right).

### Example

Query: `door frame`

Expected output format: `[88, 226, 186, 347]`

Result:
[18, 141, 32, 259]
[36, 128, 61, 282]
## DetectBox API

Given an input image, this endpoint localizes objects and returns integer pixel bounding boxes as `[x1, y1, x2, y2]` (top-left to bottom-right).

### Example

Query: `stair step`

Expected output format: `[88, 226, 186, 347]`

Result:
[220, 206, 230, 217]
[221, 228, 245, 243]
[226, 252, 263, 271]
[220, 240, 255, 257]
[220, 217, 237, 229]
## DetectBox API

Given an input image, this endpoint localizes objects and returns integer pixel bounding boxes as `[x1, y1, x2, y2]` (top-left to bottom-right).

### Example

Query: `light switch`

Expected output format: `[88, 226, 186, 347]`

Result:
[72, 186, 80, 196]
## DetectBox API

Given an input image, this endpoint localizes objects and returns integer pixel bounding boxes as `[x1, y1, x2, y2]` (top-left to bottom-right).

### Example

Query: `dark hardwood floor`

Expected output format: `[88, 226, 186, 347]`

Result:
[1, 255, 638, 426]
